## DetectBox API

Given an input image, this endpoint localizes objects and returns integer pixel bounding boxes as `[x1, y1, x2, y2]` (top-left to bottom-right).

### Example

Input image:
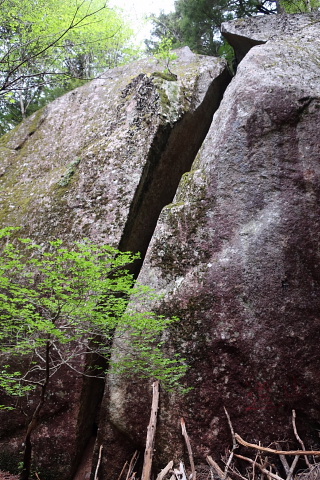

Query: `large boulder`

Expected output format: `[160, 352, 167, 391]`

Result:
[0, 49, 230, 478]
[103, 17, 320, 475]
[221, 12, 320, 62]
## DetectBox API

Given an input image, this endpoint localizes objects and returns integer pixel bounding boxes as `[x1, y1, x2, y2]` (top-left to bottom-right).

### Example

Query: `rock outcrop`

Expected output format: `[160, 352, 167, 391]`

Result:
[1, 13, 320, 480]
[102, 14, 320, 477]
[221, 12, 320, 62]
[0, 49, 230, 478]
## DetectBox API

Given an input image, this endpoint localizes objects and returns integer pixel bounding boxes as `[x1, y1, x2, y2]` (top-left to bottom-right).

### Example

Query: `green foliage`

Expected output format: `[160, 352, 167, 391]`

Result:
[147, 0, 234, 57]
[280, 0, 320, 11]
[0, 228, 187, 401]
[147, 0, 298, 58]
[154, 37, 178, 75]
[148, 0, 320, 61]
[0, 0, 137, 133]
[218, 40, 236, 70]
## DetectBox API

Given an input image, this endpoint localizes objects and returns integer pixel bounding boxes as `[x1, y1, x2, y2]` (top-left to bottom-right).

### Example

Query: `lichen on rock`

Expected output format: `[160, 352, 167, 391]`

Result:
[0, 47, 230, 478]
[106, 16, 320, 471]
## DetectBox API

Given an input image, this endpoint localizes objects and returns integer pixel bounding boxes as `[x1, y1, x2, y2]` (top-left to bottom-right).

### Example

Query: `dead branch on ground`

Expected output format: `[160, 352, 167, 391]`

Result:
[141, 381, 160, 480]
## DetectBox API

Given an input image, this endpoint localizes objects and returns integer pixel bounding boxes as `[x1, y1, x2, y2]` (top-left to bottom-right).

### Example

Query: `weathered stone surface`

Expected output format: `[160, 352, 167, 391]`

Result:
[0, 47, 230, 270]
[221, 12, 320, 62]
[0, 48, 230, 478]
[105, 22, 320, 473]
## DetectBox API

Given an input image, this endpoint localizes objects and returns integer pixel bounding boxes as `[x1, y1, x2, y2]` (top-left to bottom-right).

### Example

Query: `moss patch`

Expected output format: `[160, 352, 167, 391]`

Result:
[58, 158, 81, 187]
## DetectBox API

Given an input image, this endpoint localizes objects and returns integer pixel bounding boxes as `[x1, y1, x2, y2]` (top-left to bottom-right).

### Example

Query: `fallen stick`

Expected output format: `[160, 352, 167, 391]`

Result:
[224, 407, 237, 450]
[126, 451, 139, 480]
[223, 408, 237, 479]
[292, 409, 311, 468]
[276, 443, 290, 477]
[117, 461, 128, 480]
[141, 381, 160, 480]
[181, 418, 196, 480]
[94, 445, 103, 480]
[234, 454, 284, 480]
[206, 456, 233, 480]
[156, 461, 174, 480]
[235, 434, 320, 456]
[285, 456, 299, 480]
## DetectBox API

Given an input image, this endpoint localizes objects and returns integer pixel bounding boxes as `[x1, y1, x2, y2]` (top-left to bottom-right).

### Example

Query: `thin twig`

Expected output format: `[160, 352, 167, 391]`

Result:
[252, 448, 260, 480]
[117, 461, 128, 480]
[206, 456, 233, 480]
[126, 451, 139, 480]
[292, 410, 311, 468]
[181, 418, 196, 480]
[224, 407, 237, 450]
[234, 454, 285, 480]
[93, 445, 103, 480]
[223, 408, 238, 478]
[235, 434, 320, 456]
[223, 451, 234, 480]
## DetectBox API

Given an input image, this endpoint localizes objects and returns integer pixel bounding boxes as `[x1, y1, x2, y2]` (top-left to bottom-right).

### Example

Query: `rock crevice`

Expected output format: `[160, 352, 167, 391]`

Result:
[0, 48, 231, 479]
[1, 16, 320, 479]
[118, 66, 232, 276]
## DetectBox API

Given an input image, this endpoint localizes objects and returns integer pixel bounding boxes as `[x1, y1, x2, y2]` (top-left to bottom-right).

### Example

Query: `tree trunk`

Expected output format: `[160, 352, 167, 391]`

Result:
[20, 342, 51, 480]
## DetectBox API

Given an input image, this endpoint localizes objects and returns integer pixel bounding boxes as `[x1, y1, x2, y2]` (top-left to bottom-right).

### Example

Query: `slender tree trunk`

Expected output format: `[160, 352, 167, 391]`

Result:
[275, 0, 285, 13]
[19, 93, 26, 120]
[20, 342, 51, 480]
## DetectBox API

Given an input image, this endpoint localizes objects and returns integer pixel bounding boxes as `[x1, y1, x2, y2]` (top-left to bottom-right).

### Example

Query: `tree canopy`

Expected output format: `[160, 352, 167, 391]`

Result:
[0, 228, 186, 396]
[0, 227, 187, 479]
[147, 0, 320, 57]
[0, 0, 137, 133]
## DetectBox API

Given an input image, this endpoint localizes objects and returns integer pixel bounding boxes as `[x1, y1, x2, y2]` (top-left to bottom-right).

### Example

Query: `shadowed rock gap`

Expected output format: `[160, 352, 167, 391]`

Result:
[118, 67, 232, 276]
[72, 67, 232, 479]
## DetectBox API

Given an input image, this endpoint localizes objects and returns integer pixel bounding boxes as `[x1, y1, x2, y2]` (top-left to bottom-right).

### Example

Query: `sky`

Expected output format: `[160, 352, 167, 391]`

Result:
[108, 0, 175, 43]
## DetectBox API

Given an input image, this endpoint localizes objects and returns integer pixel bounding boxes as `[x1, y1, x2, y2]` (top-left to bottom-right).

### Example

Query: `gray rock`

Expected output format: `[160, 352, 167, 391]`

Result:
[104, 20, 320, 472]
[1, 13, 320, 479]
[221, 12, 320, 62]
[0, 51, 230, 477]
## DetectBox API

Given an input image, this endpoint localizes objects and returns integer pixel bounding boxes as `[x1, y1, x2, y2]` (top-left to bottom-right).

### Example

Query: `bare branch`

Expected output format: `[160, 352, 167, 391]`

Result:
[206, 456, 233, 480]
[93, 445, 103, 480]
[234, 454, 285, 480]
[141, 381, 160, 480]
[0, 2, 110, 93]
[126, 451, 139, 480]
[292, 410, 312, 468]
[223, 407, 238, 479]
[286, 456, 299, 480]
[156, 461, 174, 480]
[181, 418, 196, 480]
[235, 434, 320, 456]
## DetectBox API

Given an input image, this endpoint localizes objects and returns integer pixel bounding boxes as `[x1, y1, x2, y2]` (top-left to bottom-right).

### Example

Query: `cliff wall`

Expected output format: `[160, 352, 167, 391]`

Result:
[0, 13, 319, 480]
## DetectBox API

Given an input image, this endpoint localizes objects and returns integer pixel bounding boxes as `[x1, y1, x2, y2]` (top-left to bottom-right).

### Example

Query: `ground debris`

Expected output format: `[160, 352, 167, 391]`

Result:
[0, 471, 19, 480]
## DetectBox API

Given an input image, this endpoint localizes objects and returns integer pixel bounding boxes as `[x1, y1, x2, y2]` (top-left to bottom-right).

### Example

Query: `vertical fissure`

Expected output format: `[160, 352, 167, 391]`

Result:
[72, 66, 232, 479]
[118, 66, 232, 276]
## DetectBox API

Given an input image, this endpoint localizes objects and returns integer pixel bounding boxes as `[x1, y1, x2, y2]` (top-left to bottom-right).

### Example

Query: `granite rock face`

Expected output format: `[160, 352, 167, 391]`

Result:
[0, 48, 230, 478]
[104, 18, 320, 473]
[221, 12, 320, 62]
[0, 47, 229, 263]
[1, 14, 320, 480]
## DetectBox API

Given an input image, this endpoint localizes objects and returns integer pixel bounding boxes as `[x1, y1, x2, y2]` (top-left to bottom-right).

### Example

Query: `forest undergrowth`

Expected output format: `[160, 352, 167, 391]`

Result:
[113, 382, 320, 480]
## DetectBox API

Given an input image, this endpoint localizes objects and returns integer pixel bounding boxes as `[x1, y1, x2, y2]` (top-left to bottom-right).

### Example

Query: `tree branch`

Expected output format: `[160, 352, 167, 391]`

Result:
[235, 434, 320, 456]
